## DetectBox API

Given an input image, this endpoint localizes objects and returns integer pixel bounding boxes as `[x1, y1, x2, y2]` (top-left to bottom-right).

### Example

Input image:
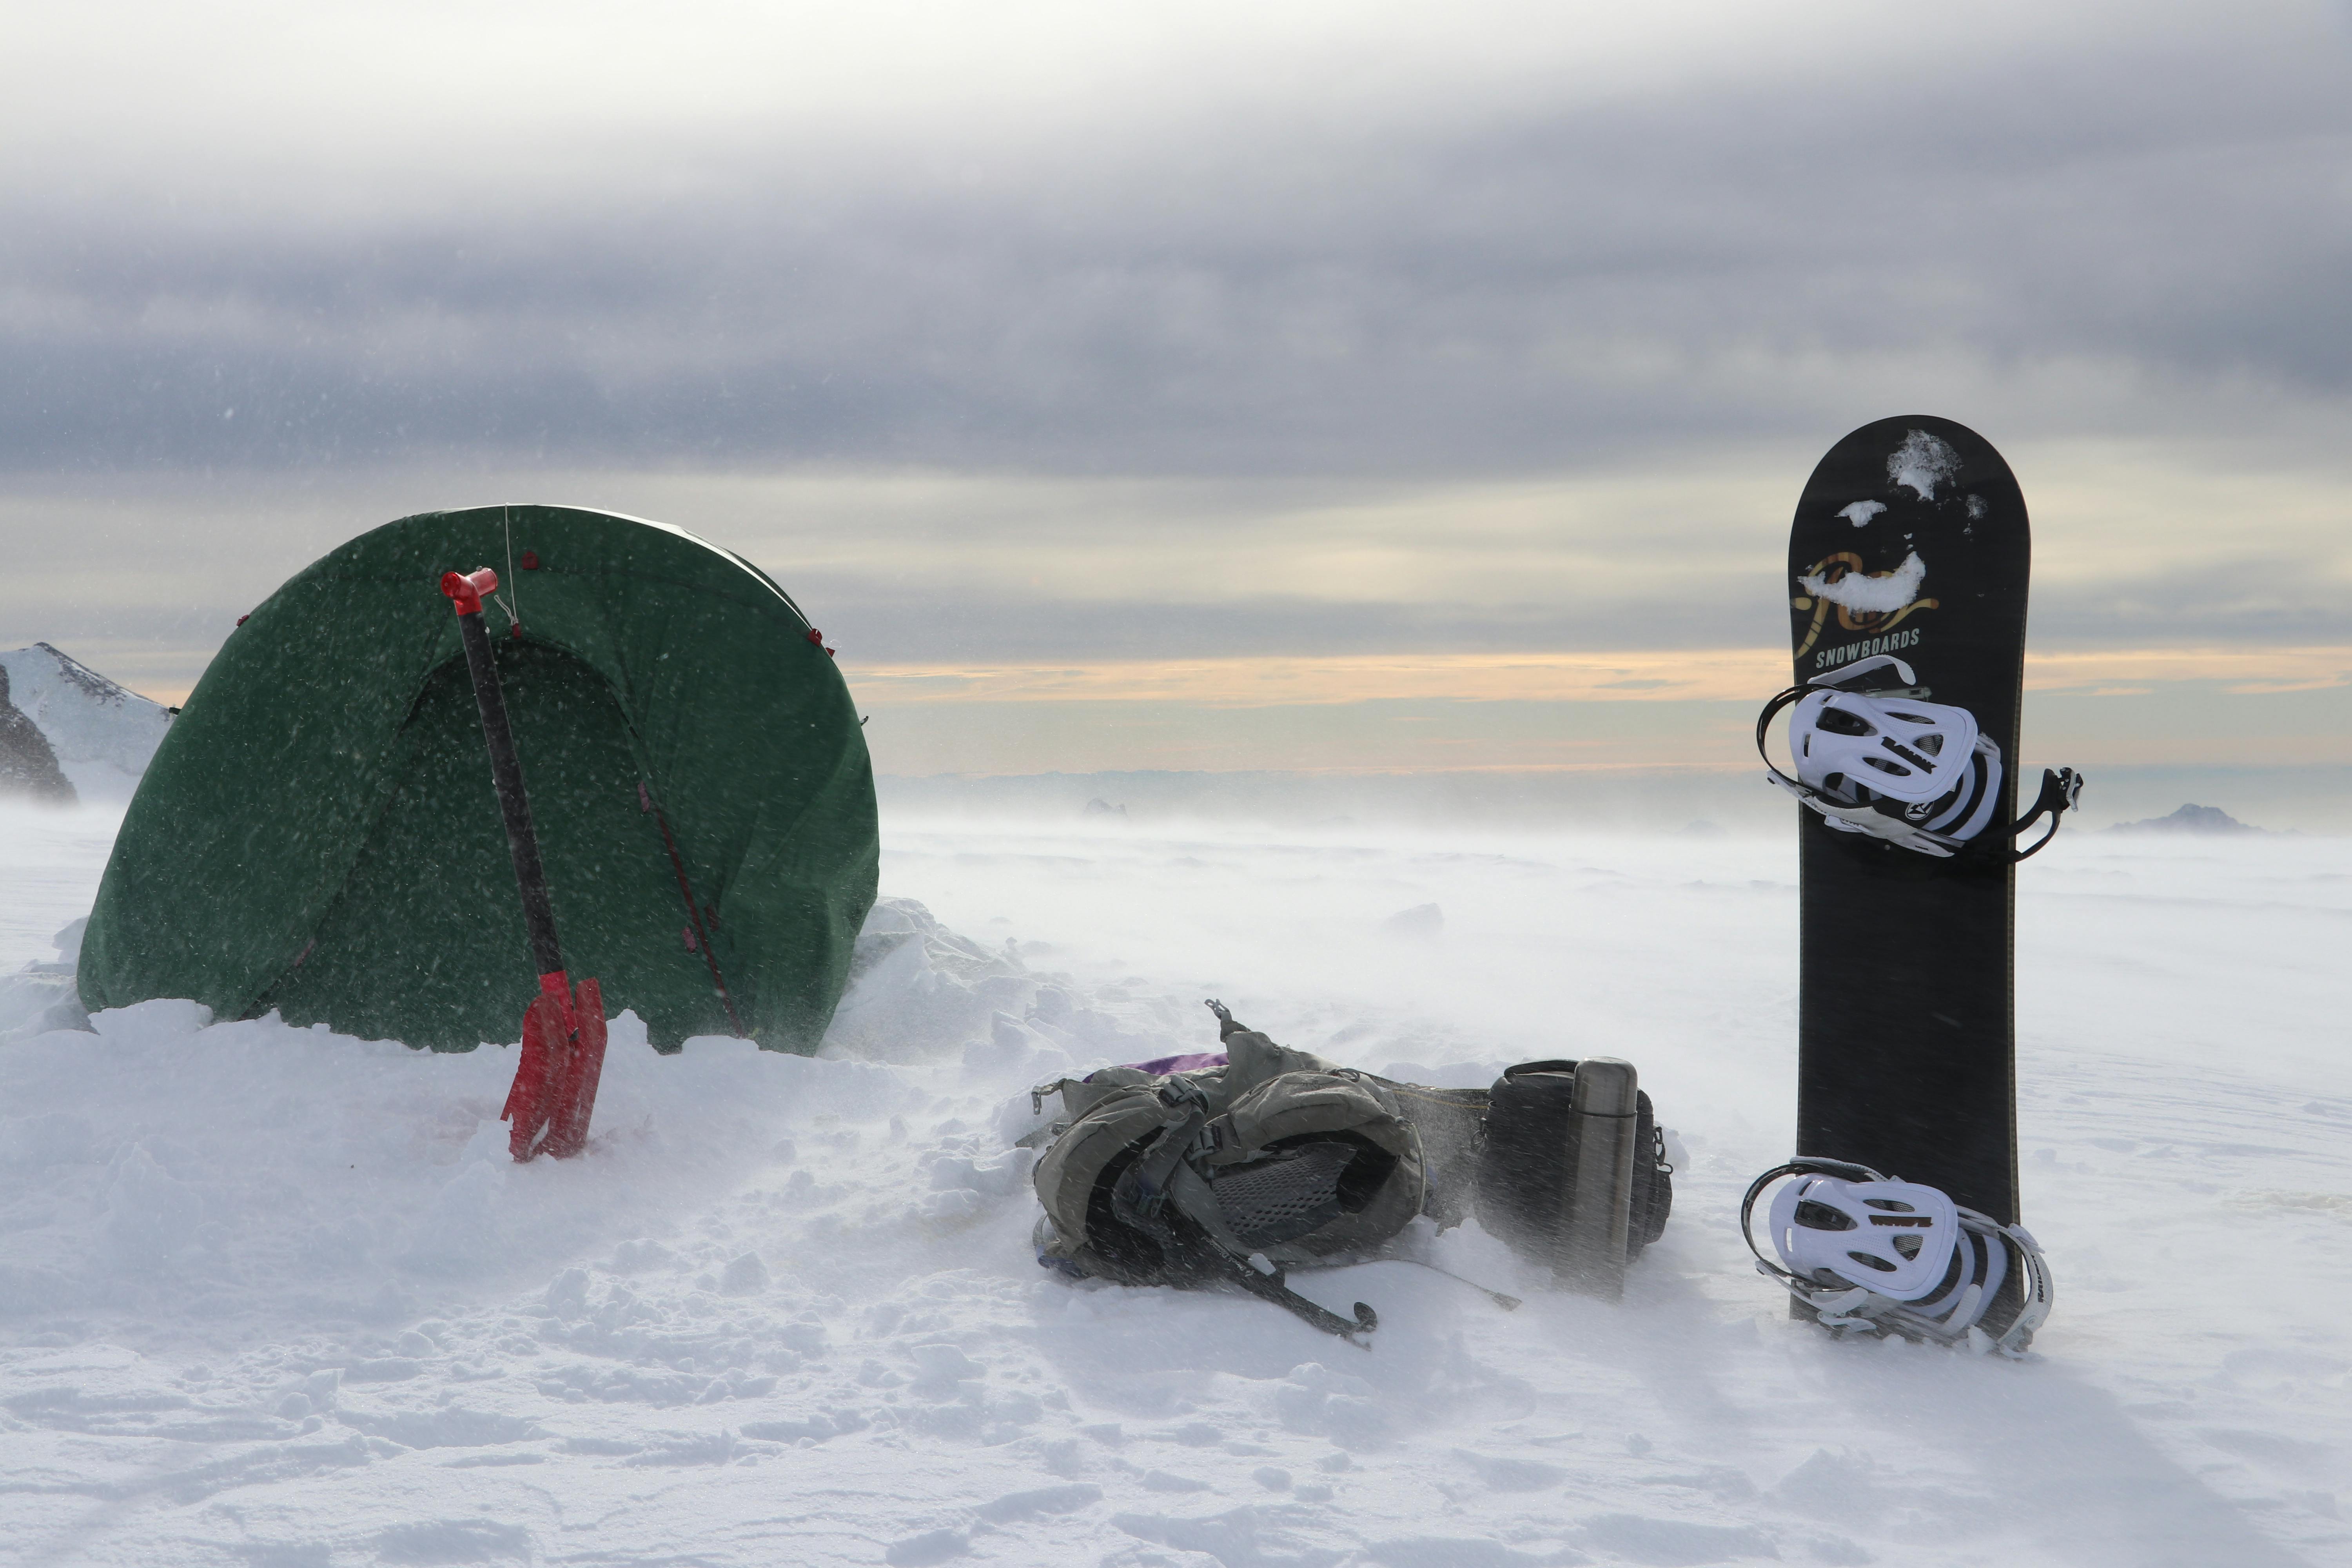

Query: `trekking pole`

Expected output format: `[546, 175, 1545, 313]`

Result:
[440, 567, 608, 1162]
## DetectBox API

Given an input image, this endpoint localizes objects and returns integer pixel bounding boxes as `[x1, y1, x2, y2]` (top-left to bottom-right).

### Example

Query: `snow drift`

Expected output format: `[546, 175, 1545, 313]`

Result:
[1, 815, 2346, 1567]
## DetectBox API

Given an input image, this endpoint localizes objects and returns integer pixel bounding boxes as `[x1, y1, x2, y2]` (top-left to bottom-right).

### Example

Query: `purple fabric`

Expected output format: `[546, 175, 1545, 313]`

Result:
[1089, 1051, 1227, 1081]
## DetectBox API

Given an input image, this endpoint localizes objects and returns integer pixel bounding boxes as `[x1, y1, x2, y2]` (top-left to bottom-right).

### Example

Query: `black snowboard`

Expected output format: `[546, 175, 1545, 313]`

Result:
[1785, 416, 2027, 1227]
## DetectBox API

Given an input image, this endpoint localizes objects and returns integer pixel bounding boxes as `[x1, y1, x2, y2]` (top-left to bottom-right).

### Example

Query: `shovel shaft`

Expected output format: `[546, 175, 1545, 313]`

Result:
[444, 566, 609, 1162]
[445, 571, 563, 979]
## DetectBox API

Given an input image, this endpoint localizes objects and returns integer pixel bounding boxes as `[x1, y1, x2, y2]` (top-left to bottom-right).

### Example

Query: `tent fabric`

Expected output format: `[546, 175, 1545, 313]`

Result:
[80, 505, 878, 1054]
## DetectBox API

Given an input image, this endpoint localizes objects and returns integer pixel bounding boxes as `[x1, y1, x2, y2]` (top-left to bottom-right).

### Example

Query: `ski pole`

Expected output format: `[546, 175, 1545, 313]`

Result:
[440, 567, 608, 1161]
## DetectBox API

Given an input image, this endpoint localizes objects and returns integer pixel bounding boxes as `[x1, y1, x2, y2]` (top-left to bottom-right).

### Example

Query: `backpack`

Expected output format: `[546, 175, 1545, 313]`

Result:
[1030, 1025, 1419, 1343]
[1028, 1010, 1673, 1343]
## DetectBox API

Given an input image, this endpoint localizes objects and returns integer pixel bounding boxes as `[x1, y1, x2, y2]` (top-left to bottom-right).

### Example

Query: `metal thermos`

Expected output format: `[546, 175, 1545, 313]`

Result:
[1559, 1057, 1641, 1299]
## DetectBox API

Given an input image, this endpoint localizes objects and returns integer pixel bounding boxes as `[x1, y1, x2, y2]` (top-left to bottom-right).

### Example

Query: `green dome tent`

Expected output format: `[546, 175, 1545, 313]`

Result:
[80, 505, 877, 1054]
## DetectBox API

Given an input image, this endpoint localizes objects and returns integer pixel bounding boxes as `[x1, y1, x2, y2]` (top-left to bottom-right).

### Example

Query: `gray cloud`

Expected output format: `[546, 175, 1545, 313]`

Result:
[7, 2, 2351, 735]
[4, 16, 2348, 477]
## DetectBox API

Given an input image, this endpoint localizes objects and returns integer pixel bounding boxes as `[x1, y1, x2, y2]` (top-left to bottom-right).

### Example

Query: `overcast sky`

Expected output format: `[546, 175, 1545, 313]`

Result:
[4, 0, 2348, 779]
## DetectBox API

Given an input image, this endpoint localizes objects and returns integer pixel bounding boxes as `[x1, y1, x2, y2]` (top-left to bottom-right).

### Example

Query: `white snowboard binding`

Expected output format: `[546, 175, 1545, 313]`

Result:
[1757, 655, 2079, 860]
[1740, 1158, 2052, 1358]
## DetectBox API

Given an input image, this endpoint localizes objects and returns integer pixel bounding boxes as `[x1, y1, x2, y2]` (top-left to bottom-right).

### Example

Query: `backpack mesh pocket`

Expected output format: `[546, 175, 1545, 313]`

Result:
[1209, 1141, 1358, 1249]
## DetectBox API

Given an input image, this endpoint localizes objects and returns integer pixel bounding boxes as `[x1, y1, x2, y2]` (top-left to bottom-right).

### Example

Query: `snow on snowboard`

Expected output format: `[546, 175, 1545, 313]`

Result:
[1749, 416, 2078, 1353]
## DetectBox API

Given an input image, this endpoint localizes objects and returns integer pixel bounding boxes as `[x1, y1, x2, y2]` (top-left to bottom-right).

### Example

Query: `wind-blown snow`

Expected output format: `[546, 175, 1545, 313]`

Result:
[1887, 430, 1960, 502]
[1837, 501, 1885, 528]
[0, 916, 85, 1044]
[1799, 552, 1926, 613]
[0, 644, 174, 803]
[1, 811, 2345, 1566]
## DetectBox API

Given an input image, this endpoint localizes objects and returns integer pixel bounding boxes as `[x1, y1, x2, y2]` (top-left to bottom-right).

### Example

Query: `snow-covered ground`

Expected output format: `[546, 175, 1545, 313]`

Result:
[1, 804, 2345, 1567]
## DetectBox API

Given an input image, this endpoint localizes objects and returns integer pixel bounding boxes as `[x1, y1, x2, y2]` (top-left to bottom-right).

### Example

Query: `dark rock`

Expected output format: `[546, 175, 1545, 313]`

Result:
[0, 664, 77, 804]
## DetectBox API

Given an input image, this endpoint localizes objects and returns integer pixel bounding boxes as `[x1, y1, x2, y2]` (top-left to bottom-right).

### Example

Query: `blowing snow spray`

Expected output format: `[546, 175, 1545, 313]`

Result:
[441, 566, 609, 1161]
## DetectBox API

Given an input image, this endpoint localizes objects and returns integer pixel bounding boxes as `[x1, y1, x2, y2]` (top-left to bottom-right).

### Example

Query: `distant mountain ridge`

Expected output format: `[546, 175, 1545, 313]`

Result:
[2107, 803, 2265, 835]
[0, 644, 175, 804]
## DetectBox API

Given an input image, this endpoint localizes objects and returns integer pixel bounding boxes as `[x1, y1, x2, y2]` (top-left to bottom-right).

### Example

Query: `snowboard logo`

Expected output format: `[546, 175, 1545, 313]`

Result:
[1793, 550, 1941, 661]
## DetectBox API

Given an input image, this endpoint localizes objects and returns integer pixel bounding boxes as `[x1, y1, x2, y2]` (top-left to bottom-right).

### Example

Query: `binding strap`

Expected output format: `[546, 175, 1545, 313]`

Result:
[2009, 767, 2083, 860]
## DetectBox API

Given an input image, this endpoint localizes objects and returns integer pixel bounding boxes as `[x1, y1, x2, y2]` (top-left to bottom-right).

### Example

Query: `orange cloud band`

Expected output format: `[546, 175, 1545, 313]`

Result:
[848, 646, 2352, 707]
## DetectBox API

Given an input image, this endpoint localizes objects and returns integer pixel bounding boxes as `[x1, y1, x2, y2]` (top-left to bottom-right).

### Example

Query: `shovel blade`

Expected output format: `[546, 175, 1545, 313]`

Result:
[504, 977, 608, 1163]
[541, 978, 609, 1159]
[506, 989, 570, 1161]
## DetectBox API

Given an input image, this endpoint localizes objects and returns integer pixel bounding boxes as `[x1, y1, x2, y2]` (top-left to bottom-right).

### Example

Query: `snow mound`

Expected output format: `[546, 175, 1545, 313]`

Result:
[0, 917, 88, 1045]
[0, 644, 175, 802]
[0, 893, 1189, 1339]
[826, 895, 1188, 1078]
[0, 1000, 923, 1328]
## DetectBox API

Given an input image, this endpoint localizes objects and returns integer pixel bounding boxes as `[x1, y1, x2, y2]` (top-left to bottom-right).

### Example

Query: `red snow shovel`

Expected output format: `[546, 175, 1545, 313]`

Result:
[441, 566, 608, 1161]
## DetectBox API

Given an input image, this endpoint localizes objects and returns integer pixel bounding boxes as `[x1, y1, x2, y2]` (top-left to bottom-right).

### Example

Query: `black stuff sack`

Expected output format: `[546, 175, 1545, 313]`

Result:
[1474, 1060, 1673, 1271]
